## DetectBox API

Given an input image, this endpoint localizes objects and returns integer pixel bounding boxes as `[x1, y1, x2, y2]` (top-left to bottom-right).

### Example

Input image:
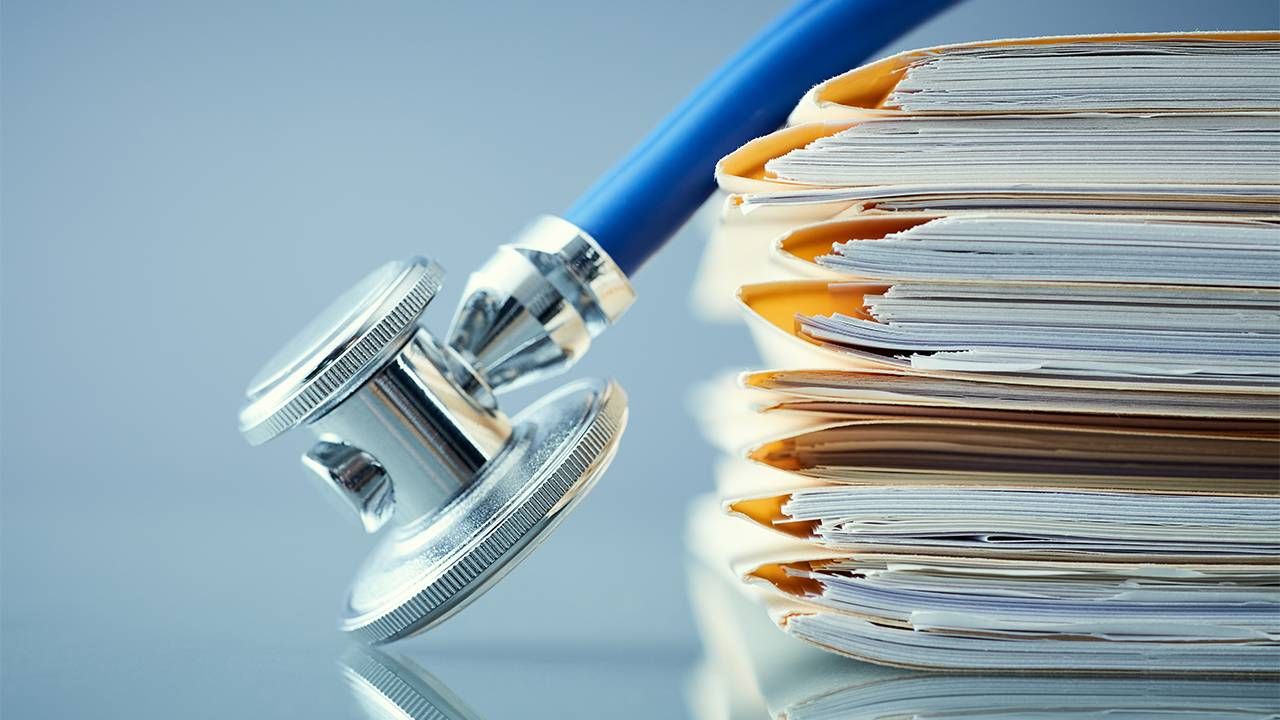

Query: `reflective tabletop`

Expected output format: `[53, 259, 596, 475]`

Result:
[5, 1, 1279, 718]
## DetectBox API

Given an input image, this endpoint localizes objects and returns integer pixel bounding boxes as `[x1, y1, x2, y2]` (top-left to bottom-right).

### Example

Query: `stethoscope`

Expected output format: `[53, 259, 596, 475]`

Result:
[237, 0, 954, 643]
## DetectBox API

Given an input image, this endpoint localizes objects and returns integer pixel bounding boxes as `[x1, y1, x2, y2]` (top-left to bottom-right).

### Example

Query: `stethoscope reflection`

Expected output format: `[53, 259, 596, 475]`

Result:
[685, 552, 1280, 720]
[339, 645, 483, 720]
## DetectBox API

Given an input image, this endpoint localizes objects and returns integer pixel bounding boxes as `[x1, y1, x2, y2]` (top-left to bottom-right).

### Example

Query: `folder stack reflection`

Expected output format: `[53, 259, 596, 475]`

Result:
[692, 32, 1280, 674]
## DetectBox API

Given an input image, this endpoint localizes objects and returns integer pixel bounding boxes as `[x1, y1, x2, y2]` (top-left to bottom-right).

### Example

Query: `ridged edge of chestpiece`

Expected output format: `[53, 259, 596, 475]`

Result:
[239, 259, 443, 446]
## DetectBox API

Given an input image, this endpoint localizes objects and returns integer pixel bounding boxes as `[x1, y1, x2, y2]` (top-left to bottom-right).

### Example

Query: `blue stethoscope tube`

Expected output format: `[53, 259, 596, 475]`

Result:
[564, 0, 957, 276]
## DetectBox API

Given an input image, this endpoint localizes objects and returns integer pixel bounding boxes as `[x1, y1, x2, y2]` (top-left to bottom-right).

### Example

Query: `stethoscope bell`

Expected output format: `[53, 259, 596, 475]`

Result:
[238, 219, 632, 642]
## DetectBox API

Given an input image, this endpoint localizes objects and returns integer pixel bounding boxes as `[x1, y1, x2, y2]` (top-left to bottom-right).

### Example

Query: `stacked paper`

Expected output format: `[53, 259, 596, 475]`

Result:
[883, 40, 1280, 112]
[763, 114, 1280, 186]
[685, 497, 1280, 720]
[692, 31, 1280, 674]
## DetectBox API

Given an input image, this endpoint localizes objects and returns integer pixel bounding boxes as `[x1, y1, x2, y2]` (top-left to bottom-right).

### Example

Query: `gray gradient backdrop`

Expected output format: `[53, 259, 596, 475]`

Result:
[4, 1, 1277, 718]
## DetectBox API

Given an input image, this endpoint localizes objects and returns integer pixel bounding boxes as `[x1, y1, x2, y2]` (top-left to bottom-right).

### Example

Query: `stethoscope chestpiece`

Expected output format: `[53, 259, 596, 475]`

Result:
[238, 218, 632, 643]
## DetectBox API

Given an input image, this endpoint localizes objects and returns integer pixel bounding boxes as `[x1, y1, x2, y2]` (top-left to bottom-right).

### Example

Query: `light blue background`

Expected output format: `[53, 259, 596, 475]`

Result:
[4, 1, 1277, 717]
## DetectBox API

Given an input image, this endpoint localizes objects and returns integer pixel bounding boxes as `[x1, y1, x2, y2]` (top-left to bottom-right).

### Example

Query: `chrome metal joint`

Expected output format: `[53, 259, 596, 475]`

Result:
[303, 442, 393, 533]
[447, 215, 636, 393]
[306, 328, 512, 528]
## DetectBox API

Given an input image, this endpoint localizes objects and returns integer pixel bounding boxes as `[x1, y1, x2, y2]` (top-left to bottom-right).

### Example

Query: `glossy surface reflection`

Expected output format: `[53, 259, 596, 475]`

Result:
[357, 559, 1280, 720]
[342, 646, 482, 720]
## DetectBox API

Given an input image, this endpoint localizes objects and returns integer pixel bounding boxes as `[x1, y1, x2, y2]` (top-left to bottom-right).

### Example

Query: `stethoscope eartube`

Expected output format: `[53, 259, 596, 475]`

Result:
[239, 0, 952, 640]
[239, 218, 630, 642]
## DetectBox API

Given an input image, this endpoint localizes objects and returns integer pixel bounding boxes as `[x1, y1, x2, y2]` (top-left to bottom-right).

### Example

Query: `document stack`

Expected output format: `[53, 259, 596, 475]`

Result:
[685, 498, 1280, 719]
[693, 31, 1280, 674]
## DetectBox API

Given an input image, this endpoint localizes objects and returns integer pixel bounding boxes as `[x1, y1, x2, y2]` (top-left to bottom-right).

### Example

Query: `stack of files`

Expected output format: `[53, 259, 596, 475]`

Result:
[685, 497, 1280, 720]
[753, 213, 1280, 385]
[692, 376, 1280, 673]
[692, 30, 1280, 321]
[691, 31, 1280, 675]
